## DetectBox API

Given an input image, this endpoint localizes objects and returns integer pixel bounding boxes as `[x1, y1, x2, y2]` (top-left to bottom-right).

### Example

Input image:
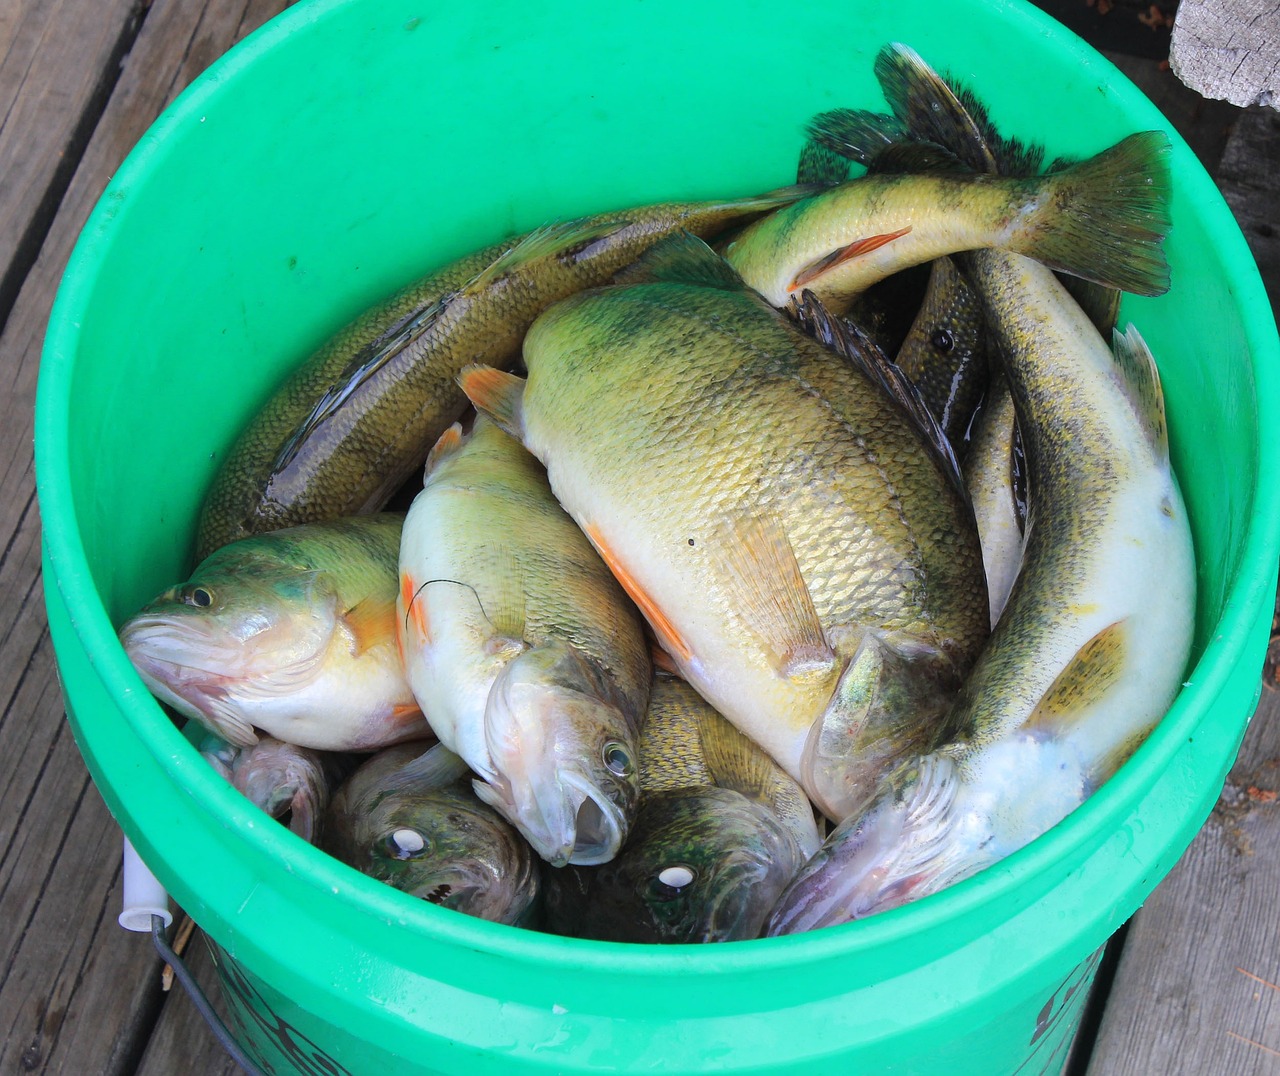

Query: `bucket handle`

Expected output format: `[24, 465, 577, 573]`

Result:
[149, 914, 268, 1076]
[117, 837, 267, 1075]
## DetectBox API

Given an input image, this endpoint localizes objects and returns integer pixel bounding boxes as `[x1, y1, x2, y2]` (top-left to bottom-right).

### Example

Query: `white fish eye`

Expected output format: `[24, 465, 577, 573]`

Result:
[651, 864, 696, 899]
[602, 742, 633, 778]
[185, 585, 215, 608]
[384, 827, 428, 861]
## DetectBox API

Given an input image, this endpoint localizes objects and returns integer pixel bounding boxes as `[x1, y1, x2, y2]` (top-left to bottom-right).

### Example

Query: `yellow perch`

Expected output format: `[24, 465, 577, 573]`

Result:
[462, 235, 990, 822]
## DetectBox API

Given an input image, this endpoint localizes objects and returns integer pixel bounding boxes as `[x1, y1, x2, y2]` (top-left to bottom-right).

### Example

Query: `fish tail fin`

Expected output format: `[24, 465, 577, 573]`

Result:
[1017, 131, 1173, 296]
[458, 364, 526, 440]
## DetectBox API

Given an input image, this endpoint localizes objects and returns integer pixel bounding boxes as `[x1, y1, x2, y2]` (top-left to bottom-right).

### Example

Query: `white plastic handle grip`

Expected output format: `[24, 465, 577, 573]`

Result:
[119, 836, 173, 932]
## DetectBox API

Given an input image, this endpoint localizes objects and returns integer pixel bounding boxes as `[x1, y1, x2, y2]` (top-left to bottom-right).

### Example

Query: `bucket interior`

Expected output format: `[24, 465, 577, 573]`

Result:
[35, 0, 1280, 1071]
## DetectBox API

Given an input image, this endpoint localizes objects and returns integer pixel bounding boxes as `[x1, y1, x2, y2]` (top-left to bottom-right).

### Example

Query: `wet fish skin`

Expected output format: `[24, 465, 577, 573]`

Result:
[765, 253, 1195, 934]
[463, 236, 989, 823]
[893, 256, 991, 451]
[723, 131, 1172, 310]
[546, 786, 802, 943]
[120, 515, 427, 751]
[195, 190, 809, 561]
[323, 743, 540, 926]
[398, 417, 651, 866]
[963, 379, 1024, 628]
[197, 731, 355, 843]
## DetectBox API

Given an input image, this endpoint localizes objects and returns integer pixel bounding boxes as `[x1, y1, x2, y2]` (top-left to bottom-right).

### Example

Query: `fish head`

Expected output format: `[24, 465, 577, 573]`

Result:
[228, 735, 332, 841]
[325, 746, 540, 925]
[474, 641, 641, 867]
[561, 787, 803, 943]
[118, 552, 340, 745]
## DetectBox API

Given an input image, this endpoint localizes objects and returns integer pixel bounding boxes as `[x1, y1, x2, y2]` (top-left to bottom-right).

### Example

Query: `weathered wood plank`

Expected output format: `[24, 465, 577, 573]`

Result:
[1086, 682, 1280, 1073]
[1217, 105, 1280, 321]
[0, 0, 143, 333]
[1171, 0, 1280, 109]
[0, 1, 294, 1073]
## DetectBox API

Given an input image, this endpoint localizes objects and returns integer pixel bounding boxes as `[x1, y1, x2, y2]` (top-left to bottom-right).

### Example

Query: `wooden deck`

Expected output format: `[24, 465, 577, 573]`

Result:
[1, 1, 1276, 1073]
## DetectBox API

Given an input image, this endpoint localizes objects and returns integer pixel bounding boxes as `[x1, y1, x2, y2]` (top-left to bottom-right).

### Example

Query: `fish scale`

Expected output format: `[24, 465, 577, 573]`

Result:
[470, 250, 989, 816]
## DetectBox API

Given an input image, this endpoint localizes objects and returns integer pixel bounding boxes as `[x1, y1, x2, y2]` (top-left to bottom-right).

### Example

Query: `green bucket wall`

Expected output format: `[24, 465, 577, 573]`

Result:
[34, 0, 1280, 1072]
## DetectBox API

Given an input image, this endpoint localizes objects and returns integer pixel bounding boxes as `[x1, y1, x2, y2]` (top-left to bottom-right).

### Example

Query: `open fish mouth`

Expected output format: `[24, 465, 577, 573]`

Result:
[473, 768, 626, 868]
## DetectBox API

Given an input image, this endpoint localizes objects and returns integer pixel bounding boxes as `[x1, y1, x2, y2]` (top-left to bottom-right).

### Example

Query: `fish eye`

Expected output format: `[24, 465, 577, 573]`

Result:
[185, 586, 215, 608]
[930, 328, 955, 353]
[602, 742, 633, 778]
[649, 864, 696, 901]
[381, 827, 430, 861]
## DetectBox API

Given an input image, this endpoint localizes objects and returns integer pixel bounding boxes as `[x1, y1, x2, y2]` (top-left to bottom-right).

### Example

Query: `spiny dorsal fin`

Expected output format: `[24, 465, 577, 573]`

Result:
[875, 43, 1046, 176]
[870, 140, 971, 175]
[874, 43, 999, 173]
[458, 364, 526, 440]
[788, 289, 968, 503]
[613, 230, 751, 291]
[796, 137, 854, 186]
[804, 108, 907, 167]
[1025, 619, 1128, 732]
[705, 514, 837, 684]
[1110, 323, 1169, 458]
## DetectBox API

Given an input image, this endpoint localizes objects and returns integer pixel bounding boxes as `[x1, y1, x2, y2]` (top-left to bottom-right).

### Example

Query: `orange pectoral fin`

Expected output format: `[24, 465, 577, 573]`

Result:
[342, 595, 398, 656]
[585, 524, 693, 666]
[399, 573, 430, 644]
[788, 226, 913, 292]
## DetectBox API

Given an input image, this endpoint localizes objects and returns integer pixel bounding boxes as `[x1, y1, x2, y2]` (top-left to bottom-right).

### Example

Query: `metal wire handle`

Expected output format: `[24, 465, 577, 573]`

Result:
[150, 915, 269, 1076]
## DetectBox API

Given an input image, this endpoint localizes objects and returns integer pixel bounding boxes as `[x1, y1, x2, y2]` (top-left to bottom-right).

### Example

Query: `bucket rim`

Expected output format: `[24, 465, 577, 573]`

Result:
[33, 0, 1280, 976]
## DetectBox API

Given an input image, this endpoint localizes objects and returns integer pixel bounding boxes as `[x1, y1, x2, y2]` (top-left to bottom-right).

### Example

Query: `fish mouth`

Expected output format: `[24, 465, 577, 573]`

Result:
[473, 768, 626, 868]
[120, 616, 236, 679]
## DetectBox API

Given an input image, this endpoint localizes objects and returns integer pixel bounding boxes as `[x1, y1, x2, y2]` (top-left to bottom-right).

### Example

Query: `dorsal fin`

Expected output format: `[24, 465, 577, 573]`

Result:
[788, 290, 968, 503]
[874, 43, 998, 173]
[804, 108, 907, 167]
[875, 43, 1046, 176]
[870, 140, 971, 175]
[613, 231, 750, 291]
[272, 297, 453, 473]
[796, 137, 854, 186]
[1110, 324, 1169, 459]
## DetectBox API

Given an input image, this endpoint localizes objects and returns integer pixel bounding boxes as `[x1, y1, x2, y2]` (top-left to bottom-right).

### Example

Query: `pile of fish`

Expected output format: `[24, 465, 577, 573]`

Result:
[119, 44, 1195, 943]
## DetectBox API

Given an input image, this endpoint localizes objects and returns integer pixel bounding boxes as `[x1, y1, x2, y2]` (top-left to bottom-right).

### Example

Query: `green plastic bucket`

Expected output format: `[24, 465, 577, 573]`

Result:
[34, 0, 1280, 1072]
